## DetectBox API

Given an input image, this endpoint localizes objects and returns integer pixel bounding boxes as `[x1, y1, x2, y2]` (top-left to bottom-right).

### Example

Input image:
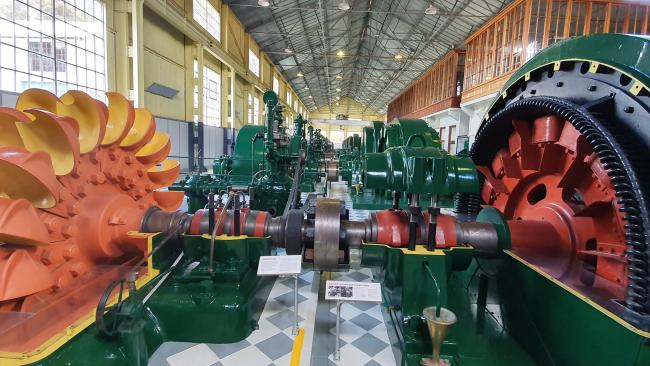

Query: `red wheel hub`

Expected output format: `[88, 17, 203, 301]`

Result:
[480, 115, 627, 301]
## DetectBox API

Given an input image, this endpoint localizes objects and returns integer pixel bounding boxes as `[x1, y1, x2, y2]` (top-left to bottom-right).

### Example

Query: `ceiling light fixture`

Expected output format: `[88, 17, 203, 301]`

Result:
[308, 95, 313, 98]
[336, 75, 342, 79]
[338, 1, 350, 11]
[336, 50, 345, 57]
[336, 102, 340, 106]
[258, 0, 271, 7]
[336, 88, 341, 92]
[394, 53, 404, 60]
[424, 3, 438, 15]
[297, 72, 304, 77]
[284, 48, 293, 53]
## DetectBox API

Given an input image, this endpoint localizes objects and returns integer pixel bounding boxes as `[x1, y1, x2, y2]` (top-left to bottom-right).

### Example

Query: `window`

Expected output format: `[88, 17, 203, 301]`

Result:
[247, 94, 260, 125]
[193, 0, 220, 42]
[248, 49, 259, 77]
[448, 125, 457, 154]
[206, 2, 220, 42]
[329, 130, 345, 145]
[0, 0, 106, 98]
[248, 93, 253, 124]
[29, 41, 66, 72]
[203, 66, 220, 126]
[253, 96, 259, 125]
[293, 100, 298, 112]
[589, 2, 607, 34]
[287, 91, 292, 105]
[193, 60, 199, 122]
[272, 76, 279, 94]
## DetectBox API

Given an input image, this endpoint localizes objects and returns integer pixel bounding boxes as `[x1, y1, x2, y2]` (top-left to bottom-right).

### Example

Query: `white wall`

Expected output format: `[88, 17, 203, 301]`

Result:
[0, 90, 19, 107]
[203, 124, 225, 171]
[422, 92, 498, 154]
[460, 93, 496, 144]
[154, 117, 190, 172]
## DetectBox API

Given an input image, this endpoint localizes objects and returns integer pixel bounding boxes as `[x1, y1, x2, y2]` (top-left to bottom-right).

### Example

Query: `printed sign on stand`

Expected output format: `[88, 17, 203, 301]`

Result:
[257, 255, 302, 276]
[325, 280, 382, 302]
[257, 255, 303, 335]
[326, 280, 383, 361]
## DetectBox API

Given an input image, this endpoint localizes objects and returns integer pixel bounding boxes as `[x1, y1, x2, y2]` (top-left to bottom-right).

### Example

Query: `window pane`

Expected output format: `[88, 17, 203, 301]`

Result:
[590, 3, 607, 34]
[203, 65, 221, 127]
[1, 68, 16, 91]
[248, 49, 259, 77]
[0, 0, 106, 98]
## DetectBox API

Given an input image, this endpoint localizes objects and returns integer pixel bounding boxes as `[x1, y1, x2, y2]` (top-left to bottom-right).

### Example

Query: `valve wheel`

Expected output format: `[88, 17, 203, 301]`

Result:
[95, 279, 127, 338]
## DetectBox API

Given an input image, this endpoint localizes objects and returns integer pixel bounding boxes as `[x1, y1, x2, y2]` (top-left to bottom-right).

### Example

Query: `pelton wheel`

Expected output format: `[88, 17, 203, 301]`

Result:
[0, 89, 184, 352]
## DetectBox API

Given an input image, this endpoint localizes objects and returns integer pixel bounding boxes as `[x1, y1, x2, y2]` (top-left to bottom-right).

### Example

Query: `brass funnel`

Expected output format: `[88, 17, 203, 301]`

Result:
[420, 306, 457, 366]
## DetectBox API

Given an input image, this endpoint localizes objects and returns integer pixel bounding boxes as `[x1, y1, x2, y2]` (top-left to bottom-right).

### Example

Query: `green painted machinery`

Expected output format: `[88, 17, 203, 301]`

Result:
[338, 133, 362, 186]
[29, 218, 275, 366]
[173, 91, 307, 216]
[301, 125, 331, 193]
[247, 91, 305, 215]
[364, 121, 386, 154]
[350, 118, 471, 209]
[364, 140, 478, 202]
[364, 33, 650, 366]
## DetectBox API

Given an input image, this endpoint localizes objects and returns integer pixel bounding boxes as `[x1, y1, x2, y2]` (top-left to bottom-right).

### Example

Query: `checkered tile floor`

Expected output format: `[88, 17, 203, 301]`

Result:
[149, 182, 399, 366]
[318, 268, 400, 366]
[149, 257, 318, 366]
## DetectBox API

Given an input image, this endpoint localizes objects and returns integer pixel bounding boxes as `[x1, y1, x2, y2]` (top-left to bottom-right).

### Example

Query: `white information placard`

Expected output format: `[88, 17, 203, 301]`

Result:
[325, 280, 382, 302]
[257, 255, 302, 276]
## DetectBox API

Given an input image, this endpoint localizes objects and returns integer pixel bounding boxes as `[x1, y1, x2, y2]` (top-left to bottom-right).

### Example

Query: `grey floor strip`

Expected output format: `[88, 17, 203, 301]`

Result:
[310, 271, 337, 366]
[380, 301, 403, 366]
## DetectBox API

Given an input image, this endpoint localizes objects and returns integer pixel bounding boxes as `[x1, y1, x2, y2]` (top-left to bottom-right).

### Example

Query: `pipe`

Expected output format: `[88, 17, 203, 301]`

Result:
[208, 193, 215, 235]
[408, 194, 420, 251]
[427, 196, 439, 251]
[392, 191, 401, 210]
[233, 194, 241, 236]
[456, 222, 500, 257]
[340, 221, 368, 249]
[423, 261, 442, 317]
[209, 192, 233, 275]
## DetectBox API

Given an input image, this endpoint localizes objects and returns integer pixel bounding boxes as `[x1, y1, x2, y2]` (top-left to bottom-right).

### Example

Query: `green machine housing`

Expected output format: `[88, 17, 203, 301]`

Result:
[351, 118, 476, 209]
[171, 91, 308, 216]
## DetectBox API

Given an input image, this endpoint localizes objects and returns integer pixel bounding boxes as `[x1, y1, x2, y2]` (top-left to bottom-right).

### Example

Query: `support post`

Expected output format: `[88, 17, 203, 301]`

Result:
[130, 0, 144, 107]
[334, 300, 342, 361]
[292, 274, 299, 336]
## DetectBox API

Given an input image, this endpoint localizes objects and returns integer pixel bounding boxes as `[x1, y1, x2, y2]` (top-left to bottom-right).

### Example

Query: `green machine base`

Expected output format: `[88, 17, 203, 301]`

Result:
[351, 192, 454, 210]
[361, 243, 650, 366]
[28, 235, 275, 366]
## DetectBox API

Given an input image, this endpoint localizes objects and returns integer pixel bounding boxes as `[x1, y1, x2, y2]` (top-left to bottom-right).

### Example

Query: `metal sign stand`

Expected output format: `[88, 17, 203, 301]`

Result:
[325, 280, 382, 363]
[257, 255, 302, 337]
[334, 300, 343, 361]
[291, 274, 299, 335]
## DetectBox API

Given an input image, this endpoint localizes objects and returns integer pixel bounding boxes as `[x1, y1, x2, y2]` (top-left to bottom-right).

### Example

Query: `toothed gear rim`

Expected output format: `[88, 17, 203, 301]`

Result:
[467, 95, 650, 318]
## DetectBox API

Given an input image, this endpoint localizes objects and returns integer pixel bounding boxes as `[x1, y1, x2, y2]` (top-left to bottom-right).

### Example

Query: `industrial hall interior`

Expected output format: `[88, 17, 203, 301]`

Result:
[1, 0, 650, 365]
